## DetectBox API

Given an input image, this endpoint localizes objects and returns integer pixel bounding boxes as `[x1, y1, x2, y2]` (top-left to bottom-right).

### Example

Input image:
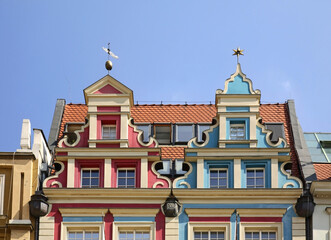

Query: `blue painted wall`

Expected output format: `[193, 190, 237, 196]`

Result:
[176, 162, 197, 188]
[226, 74, 250, 94]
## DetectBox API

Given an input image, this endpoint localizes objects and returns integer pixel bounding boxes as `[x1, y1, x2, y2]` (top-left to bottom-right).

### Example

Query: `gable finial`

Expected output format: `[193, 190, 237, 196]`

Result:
[102, 43, 119, 74]
[232, 47, 244, 64]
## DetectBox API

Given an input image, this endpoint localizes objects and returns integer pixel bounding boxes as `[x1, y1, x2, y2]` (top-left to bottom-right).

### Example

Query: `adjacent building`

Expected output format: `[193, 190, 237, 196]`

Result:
[41, 63, 306, 240]
[0, 120, 52, 240]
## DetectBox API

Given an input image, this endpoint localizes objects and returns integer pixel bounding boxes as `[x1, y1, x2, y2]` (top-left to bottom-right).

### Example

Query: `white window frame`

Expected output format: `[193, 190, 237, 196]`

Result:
[209, 168, 228, 189]
[61, 222, 103, 240]
[102, 125, 116, 139]
[240, 222, 282, 240]
[230, 123, 245, 140]
[113, 222, 155, 240]
[188, 222, 230, 240]
[0, 174, 5, 215]
[117, 168, 135, 188]
[81, 168, 100, 188]
[246, 168, 265, 188]
[175, 124, 194, 143]
[244, 231, 277, 240]
[119, 230, 151, 240]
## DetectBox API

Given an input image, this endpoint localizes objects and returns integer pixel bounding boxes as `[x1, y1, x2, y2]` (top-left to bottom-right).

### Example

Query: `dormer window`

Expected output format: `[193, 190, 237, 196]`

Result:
[102, 125, 116, 139]
[176, 124, 194, 143]
[230, 123, 245, 140]
[154, 125, 171, 145]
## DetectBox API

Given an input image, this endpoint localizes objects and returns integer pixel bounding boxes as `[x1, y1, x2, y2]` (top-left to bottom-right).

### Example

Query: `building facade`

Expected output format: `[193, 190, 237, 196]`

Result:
[0, 120, 52, 240]
[42, 63, 306, 240]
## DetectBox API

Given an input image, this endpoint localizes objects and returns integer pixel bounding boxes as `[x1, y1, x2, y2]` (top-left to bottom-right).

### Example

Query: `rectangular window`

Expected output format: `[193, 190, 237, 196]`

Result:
[245, 231, 276, 240]
[81, 169, 99, 188]
[0, 174, 4, 215]
[68, 231, 99, 240]
[230, 123, 245, 140]
[154, 125, 171, 144]
[137, 125, 151, 143]
[197, 125, 210, 142]
[117, 169, 135, 188]
[194, 231, 225, 240]
[102, 125, 116, 139]
[210, 169, 228, 188]
[246, 169, 264, 188]
[176, 125, 194, 142]
[119, 231, 150, 240]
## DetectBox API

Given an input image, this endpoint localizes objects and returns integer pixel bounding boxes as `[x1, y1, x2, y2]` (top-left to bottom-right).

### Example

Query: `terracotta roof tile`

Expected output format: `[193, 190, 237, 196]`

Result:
[161, 146, 185, 160]
[56, 102, 301, 178]
[58, 104, 87, 139]
[314, 163, 331, 181]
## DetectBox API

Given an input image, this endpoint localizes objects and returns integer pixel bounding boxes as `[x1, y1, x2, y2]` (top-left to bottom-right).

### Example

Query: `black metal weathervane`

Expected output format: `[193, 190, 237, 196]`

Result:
[102, 43, 119, 74]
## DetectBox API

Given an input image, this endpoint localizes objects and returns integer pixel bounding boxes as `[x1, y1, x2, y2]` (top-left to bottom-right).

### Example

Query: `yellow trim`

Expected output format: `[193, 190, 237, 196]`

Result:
[113, 222, 155, 240]
[271, 158, 278, 188]
[216, 63, 261, 95]
[185, 208, 234, 217]
[188, 222, 230, 240]
[128, 118, 159, 147]
[239, 222, 282, 240]
[187, 117, 219, 148]
[173, 162, 193, 189]
[61, 222, 103, 240]
[109, 208, 159, 217]
[196, 159, 204, 188]
[151, 161, 171, 188]
[141, 158, 148, 188]
[43, 161, 64, 188]
[233, 158, 241, 188]
[280, 161, 303, 188]
[256, 117, 288, 148]
[59, 208, 108, 216]
[237, 208, 286, 217]
[67, 159, 75, 188]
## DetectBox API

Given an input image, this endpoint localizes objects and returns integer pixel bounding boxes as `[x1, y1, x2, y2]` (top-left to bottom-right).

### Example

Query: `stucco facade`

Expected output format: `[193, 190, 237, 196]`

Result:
[0, 120, 51, 240]
[42, 63, 306, 240]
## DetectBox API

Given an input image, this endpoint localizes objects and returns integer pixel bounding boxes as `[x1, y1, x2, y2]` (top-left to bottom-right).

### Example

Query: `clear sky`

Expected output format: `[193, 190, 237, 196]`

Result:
[0, 1, 330, 151]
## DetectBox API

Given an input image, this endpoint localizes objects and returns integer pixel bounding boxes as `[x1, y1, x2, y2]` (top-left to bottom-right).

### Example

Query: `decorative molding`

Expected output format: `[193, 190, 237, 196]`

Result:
[153, 182, 164, 188]
[59, 208, 108, 216]
[128, 118, 159, 147]
[173, 162, 193, 188]
[151, 161, 171, 188]
[109, 208, 159, 217]
[216, 63, 261, 95]
[256, 117, 288, 148]
[185, 208, 234, 217]
[0, 174, 4, 215]
[237, 208, 287, 217]
[188, 117, 219, 148]
[58, 121, 89, 148]
[280, 161, 303, 188]
[43, 161, 65, 188]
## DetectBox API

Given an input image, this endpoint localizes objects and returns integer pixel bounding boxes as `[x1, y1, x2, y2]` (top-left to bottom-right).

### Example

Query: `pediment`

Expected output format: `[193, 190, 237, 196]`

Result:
[84, 75, 134, 104]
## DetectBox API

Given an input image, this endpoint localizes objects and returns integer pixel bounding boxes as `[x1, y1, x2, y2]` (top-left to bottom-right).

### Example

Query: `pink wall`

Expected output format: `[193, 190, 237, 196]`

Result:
[74, 159, 105, 188]
[111, 159, 141, 188]
[148, 162, 169, 188]
[45, 161, 67, 188]
[97, 106, 121, 112]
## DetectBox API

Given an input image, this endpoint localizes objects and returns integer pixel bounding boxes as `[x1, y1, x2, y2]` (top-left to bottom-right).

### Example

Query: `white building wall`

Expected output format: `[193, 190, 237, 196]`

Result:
[313, 205, 330, 240]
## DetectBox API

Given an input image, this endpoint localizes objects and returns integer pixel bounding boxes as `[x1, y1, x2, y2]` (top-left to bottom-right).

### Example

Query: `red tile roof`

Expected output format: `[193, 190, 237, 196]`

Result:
[131, 104, 216, 123]
[161, 146, 186, 160]
[58, 104, 88, 139]
[314, 163, 331, 181]
[56, 102, 301, 179]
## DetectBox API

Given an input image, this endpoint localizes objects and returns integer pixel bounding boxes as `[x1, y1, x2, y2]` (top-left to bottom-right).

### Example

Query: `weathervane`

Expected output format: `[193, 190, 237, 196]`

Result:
[232, 47, 244, 64]
[102, 43, 119, 73]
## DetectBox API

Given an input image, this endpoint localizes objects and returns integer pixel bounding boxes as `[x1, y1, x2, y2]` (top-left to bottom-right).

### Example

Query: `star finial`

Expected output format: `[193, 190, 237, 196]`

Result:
[232, 47, 244, 64]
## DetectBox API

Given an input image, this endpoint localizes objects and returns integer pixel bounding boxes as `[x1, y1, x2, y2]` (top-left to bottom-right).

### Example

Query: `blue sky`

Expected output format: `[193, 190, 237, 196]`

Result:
[0, 1, 330, 151]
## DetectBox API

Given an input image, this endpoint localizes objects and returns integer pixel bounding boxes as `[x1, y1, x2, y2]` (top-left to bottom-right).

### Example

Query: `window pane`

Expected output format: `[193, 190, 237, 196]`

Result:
[127, 170, 135, 177]
[155, 126, 171, 144]
[91, 170, 99, 178]
[118, 170, 126, 177]
[210, 179, 218, 187]
[137, 125, 150, 142]
[91, 178, 99, 186]
[82, 178, 90, 187]
[82, 170, 90, 178]
[256, 170, 264, 177]
[118, 178, 126, 186]
[177, 125, 193, 142]
[210, 170, 218, 178]
[127, 178, 135, 186]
